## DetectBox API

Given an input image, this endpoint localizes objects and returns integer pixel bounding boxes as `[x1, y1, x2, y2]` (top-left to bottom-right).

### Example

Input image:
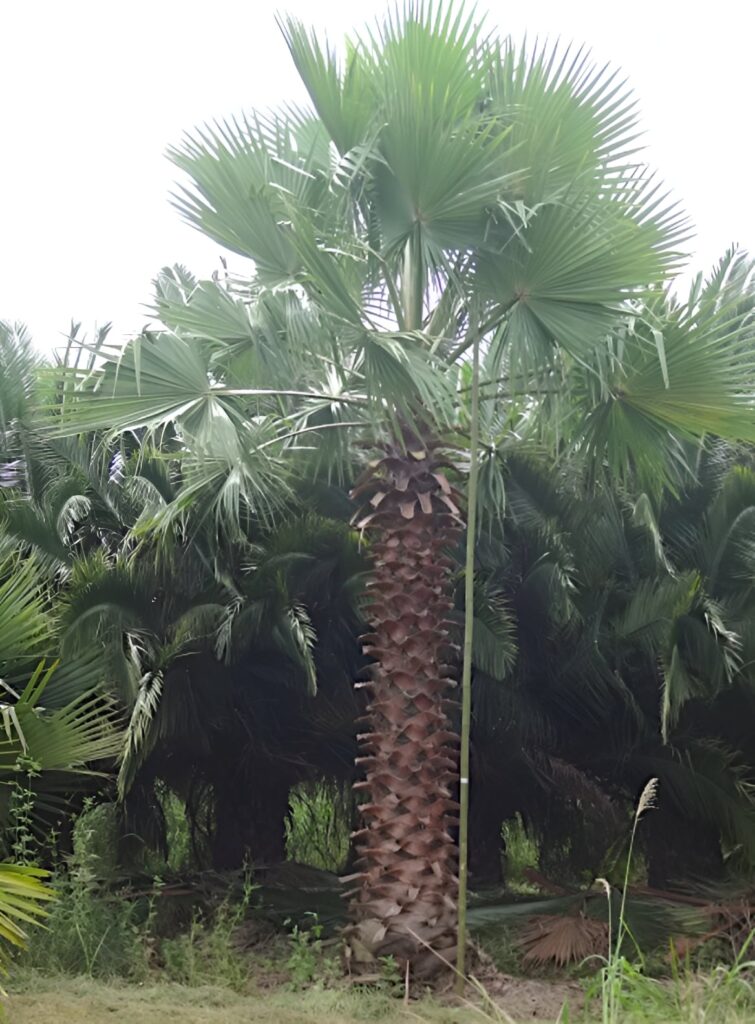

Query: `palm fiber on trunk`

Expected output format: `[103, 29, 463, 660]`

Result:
[344, 442, 461, 977]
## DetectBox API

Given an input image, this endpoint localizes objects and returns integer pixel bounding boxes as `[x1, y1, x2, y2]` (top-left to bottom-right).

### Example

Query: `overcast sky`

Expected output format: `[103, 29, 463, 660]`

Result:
[2, 0, 753, 352]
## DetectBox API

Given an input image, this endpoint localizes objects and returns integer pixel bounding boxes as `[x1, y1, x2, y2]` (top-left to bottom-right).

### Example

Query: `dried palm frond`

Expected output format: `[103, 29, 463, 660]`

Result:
[519, 912, 609, 966]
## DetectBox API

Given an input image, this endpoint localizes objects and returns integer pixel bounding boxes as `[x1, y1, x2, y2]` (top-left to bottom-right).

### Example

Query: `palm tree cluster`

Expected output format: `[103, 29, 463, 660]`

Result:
[2, 2, 755, 976]
[0, 326, 122, 969]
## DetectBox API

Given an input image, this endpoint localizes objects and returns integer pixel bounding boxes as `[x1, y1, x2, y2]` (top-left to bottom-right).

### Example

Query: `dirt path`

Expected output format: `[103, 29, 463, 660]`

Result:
[3, 975, 583, 1024]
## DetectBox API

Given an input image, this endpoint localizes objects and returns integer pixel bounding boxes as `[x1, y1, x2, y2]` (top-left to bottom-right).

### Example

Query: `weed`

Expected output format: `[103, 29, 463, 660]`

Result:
[19, 801, 150, 979]
[662, 930, 755, 1022]
[376, 954, 403, 996]
[502, 813, 539, 892]
[476, 925, 525, 975]
[8, 756, 41, 865]
[285, 781, 353, 873]
[285, 913, 340, 990]
[22, 879, 149, 979]
[161, 869, 257, 990]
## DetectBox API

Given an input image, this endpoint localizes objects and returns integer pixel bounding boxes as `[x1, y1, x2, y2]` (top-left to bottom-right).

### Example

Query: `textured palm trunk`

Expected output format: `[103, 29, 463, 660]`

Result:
[344, 440, 462, 977]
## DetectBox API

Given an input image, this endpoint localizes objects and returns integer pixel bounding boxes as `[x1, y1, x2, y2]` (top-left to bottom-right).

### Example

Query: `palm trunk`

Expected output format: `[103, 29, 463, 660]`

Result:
[212, 770, 290, 870]
[469, 796, 505, 884]
[345, 439, 461, 977]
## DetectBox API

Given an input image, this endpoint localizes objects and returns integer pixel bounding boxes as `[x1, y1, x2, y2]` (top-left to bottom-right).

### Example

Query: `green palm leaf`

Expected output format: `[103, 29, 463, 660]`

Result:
[0, 661, 121, 780]
[574, 255, 755, 493]
[0, 863, 53, 982]
[0, 552, 50, 671]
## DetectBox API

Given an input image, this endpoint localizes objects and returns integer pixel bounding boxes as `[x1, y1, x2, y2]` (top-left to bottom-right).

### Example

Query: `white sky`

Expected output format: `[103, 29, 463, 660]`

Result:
[2, 0, 753, 352]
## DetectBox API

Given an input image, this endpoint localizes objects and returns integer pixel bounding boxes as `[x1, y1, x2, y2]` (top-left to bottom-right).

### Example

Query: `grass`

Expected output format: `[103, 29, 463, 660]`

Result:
[286, 781, 353, 873]
[9, 787, 755, 1023]
[5, 974, 461, 1024]
[581, 778, 755, 1024]
[11, 881, 755, 1024]
[6, 970, 755, 1024]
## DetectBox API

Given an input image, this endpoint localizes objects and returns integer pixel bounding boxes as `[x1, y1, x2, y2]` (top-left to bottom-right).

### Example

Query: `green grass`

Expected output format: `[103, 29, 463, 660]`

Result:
[11, 785, 755, 1023]
[6, 969, 755, 1024]
[14, 854, 755, 1023]
[5, 973, 487, 1024]
[3, 975, 444, 1024]
[285, 781, 353, 873]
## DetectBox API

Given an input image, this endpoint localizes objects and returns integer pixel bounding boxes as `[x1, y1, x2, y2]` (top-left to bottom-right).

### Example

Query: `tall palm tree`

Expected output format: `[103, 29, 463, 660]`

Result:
[51, 6, 755, 973]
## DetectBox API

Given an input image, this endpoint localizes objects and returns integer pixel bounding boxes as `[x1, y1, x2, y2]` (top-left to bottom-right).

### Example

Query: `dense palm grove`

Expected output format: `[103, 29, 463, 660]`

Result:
[1, 3, 755, 979]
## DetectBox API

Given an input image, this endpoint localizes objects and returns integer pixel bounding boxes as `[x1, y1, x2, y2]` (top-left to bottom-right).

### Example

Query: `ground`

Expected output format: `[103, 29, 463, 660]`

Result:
[3, 974, 581, 1024]
[7, 968, 755, 1023]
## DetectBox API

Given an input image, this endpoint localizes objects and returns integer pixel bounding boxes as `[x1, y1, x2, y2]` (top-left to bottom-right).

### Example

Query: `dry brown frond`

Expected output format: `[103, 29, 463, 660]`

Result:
[519, 913, 609, 967]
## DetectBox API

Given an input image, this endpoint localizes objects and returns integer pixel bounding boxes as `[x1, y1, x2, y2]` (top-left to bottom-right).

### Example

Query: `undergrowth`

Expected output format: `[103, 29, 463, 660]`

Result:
[11, 787, 755, 1022]
[285, 781, 353, 873]
[20, 809, 159, 981]
[160, 875, 257, 989]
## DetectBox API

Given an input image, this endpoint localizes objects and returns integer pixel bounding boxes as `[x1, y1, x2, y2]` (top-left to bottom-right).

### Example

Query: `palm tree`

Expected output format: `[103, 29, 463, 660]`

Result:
[0, 538, 121, 975]
[51, 6, 755, 973]
[0, 657, 120, 982]
[0, 321, 130, 970]
[65, 509, 366, 871]
[1, 315, 369, 873]
[465, 428, 755, 892]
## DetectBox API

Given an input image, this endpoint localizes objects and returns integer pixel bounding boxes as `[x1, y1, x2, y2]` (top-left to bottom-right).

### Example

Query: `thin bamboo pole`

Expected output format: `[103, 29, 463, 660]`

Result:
[455, 330, 480, 992]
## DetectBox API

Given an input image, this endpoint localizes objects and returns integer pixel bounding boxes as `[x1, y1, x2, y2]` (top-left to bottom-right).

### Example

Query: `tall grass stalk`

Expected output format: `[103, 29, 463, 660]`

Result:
[593, 778, 658, 1024]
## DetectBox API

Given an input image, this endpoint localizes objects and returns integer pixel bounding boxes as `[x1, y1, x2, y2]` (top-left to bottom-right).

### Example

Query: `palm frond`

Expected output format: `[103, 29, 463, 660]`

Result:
[168, 112, 309, 277]
[282, 604, 319, 696]
[519, 912, 608, 967]
[574, 257, 755, 493]
[118, 671, 164, 798]
[0, 661, 121, 797]
[480, 182, 687, 368]
[0, 552, 50, 671]
[0, 863, 54, 981]
[0, 321, 38, 441]
[472, 576, 518, 681]
[638, 742, 755, 866]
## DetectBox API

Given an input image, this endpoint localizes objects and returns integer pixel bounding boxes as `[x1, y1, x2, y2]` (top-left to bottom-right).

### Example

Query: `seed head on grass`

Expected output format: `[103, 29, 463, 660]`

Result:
[636, 778, 659, 820]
